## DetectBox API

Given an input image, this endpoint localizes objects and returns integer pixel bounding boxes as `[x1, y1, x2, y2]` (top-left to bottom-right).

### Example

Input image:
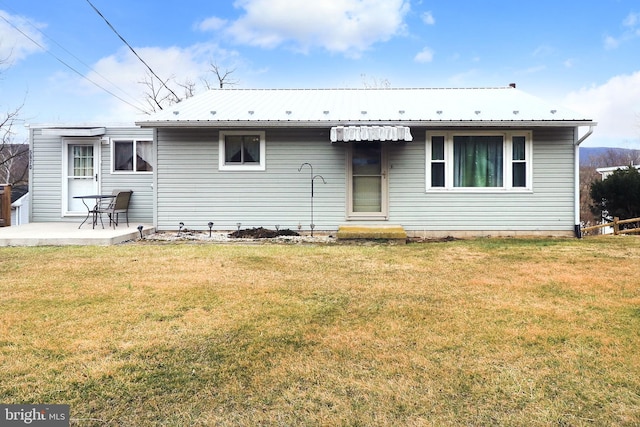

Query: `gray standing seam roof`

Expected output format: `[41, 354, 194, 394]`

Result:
[136, 87, 594, 127]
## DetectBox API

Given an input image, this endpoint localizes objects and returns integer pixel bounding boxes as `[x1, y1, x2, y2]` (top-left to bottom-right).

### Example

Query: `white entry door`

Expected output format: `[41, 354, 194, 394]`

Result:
[64, 140, 100, 215]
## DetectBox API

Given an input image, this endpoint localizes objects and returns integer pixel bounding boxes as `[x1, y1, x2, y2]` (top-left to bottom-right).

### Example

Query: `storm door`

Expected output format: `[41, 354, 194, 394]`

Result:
[347, 142, 388, 219]
[63, 140, 100, 215]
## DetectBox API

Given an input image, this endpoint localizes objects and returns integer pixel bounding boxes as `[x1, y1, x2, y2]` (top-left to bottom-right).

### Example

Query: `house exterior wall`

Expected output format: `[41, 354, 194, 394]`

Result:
[155, 126, 577, 236]
[11, 193, 30, 225]
[29, 127, 154, 223]
[155, 128, 346, 231]
[388, 127, 576, 235]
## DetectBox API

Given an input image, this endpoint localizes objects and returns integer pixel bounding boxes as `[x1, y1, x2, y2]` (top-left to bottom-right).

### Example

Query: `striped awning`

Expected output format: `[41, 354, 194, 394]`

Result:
[330, 126, 413, 143]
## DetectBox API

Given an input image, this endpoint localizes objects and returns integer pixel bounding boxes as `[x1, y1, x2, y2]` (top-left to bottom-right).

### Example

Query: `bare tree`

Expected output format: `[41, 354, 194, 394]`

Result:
[1, 54, 30, 187]
[361, 74, 391, 88]
[203, 62, 238, 89]
[138, 71, 182, 114]
[139, 63, 238, 114]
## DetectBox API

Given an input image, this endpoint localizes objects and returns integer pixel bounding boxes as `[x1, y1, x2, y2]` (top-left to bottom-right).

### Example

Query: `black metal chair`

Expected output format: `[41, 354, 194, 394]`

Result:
[97, 190, 133, 228]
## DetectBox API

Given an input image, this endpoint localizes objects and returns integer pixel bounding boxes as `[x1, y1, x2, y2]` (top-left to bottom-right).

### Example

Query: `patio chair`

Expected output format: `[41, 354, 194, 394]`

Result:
[97, 190, 133, 228]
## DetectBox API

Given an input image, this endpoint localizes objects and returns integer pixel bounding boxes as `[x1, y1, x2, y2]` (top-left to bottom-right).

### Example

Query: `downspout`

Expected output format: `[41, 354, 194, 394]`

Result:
[574, 125, 595, 238]
[27, 124, 34, 223]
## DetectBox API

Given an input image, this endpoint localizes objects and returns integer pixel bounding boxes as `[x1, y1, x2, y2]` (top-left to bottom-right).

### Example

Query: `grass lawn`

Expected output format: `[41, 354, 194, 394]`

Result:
[1, 237, 639, 426]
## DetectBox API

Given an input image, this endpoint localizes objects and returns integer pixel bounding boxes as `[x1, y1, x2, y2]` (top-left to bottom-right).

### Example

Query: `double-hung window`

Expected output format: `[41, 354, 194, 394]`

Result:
[219, 131, 266, 171]
[426, 131, 532, 191]
[112, 139, 153, 173]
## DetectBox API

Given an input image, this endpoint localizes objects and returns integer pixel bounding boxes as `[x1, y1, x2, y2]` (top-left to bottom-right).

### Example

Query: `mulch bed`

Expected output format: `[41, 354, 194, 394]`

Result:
[228, 227, 300, 239]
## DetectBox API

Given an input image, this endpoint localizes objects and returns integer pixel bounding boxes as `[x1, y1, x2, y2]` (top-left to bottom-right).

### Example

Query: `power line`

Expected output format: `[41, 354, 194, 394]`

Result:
[0, 11, 148, 114]
[85, 0, 180, 105]
[0, 2, 144, 108]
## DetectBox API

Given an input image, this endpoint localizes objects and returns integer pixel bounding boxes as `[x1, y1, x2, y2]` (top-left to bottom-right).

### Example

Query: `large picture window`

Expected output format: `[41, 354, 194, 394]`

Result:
[426, 131, 532, 191]
[219, 131, 266, 171]
[112, 139, 153, 173]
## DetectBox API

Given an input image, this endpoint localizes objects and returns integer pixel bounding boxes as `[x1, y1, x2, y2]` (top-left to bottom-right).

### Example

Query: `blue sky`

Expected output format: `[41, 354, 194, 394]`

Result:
[1, 0, 639, 147]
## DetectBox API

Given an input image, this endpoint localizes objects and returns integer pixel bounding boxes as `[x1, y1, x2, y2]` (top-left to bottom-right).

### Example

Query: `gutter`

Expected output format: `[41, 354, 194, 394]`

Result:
[574, 125, 596, 238]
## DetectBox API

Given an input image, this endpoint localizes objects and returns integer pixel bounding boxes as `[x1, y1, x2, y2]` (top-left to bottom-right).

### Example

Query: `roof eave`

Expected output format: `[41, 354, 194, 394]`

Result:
[136, 119, 596, 128]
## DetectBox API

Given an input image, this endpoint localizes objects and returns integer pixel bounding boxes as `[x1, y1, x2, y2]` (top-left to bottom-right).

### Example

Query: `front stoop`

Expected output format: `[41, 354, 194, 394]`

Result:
[337, 225, 407, 242]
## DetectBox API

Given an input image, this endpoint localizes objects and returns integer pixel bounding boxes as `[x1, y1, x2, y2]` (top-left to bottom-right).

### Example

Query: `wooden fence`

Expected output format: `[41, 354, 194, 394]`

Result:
[0, 184, 10, 227]
[581, 216, 640, 236]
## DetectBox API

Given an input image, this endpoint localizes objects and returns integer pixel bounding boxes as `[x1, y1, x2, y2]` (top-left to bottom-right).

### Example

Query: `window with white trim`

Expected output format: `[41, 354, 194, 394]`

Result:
[426, 131, 532, 190]
[219, 131, 266, 171]
[112, 139, 153, 173]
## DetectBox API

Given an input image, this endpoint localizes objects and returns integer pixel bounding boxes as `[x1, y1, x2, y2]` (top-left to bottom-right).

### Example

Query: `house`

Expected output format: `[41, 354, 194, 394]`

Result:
[29, 86, 596, 238]
[10, 185, 29, 226]
[596, 164, 640, 179]
[28, 125, 154, 225]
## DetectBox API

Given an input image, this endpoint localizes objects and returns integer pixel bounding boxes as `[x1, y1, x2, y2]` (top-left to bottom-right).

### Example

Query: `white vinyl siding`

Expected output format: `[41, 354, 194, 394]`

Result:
[390, 128, 575, 233]
[30, 127, 154, 223]
[154, 127, 577, 235]
[156, 128, 345, 231]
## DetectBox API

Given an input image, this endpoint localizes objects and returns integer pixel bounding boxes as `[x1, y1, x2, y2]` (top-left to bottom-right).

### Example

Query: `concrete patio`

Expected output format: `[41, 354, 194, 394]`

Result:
[0, 222, 155, 246]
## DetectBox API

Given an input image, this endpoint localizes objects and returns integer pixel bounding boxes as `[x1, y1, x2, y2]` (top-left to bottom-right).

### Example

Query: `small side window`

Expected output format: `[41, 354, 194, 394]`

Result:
[431, 136, 445, 187]
[219, 131, 266, 171]
[113, 140, 153, 173]
[512, 136, 527, 187]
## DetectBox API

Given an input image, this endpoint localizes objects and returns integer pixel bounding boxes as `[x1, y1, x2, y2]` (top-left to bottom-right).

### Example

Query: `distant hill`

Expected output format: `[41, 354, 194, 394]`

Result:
[580, 147, 640, 167]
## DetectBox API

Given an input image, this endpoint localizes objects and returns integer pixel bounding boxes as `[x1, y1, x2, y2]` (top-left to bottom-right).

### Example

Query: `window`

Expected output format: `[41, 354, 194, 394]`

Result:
[112, 139, 153, 173]
[426, 131, 532, 190]
[219, 131, 266, 171]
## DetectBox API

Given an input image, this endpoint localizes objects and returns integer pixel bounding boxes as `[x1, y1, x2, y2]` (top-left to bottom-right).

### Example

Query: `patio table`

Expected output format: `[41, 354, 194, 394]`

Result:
[73, 194, 116, 229]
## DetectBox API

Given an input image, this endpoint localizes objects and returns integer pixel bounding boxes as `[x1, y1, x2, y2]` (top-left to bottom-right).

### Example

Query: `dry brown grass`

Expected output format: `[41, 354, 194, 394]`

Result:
[1, 237, 639, 426]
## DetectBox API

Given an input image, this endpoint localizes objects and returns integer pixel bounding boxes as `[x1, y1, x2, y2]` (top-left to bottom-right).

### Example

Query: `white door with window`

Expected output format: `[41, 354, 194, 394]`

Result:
[348, 142, 389, 219]
[63, 140, 100, 215]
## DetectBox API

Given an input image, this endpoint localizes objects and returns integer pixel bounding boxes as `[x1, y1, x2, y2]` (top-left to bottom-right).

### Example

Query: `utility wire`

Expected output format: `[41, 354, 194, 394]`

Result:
[85, 0, 181, 105]
[0, 12, 147, 114]
[0, 1, 145, 110]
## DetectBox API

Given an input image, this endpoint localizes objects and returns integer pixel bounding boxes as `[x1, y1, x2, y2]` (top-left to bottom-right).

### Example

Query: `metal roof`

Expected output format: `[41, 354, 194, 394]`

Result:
[136, 87, 595, 128]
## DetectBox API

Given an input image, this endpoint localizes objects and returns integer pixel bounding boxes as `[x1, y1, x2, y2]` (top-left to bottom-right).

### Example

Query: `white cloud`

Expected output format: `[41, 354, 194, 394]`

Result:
[421, 11, 435, 25]
[623, 12, 640, 28]
[79, 43, 236, 120]
[414, 46, 433, 63]
[532, 45, 555, 57]
[604, 12, 640, 49]
[0, 10, 46, 67]
[222, 0, 410, 56]
[563, 71, 640, 146]
[195, 16, 227, 32]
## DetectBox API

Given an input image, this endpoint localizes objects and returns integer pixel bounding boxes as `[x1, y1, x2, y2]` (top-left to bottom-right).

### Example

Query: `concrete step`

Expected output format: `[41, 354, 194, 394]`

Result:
[337, 225, 407, 241]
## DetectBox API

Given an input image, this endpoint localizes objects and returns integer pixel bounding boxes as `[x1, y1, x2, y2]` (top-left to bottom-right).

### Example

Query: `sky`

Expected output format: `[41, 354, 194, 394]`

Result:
[1, 0, 639, 148]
